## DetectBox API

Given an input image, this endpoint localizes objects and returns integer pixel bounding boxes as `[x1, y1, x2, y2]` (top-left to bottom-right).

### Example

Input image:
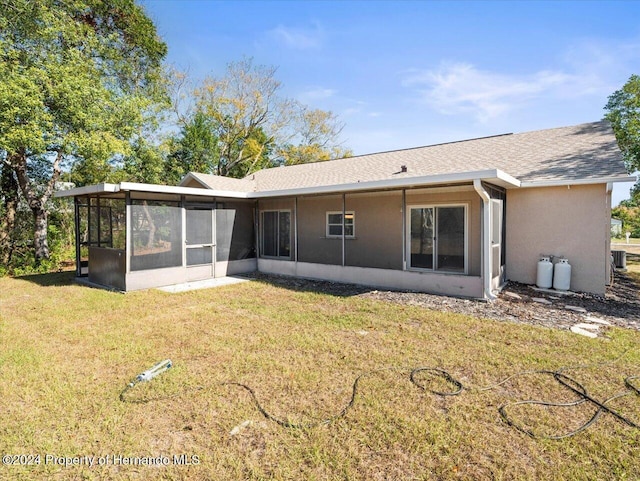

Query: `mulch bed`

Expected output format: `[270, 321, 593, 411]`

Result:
[249, 271, 640, 332]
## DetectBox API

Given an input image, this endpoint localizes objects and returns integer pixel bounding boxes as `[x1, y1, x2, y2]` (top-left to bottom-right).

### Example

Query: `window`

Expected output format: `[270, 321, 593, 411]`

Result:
[326, 211, 355, 238]
[408, 205, 467, 273]
[261, 210, 291, 258]
[130, 201, 182, 271]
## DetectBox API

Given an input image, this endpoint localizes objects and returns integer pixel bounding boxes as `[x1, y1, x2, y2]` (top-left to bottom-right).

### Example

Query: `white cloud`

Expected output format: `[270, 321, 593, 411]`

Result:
[268, 22, 324, 50]
[402, 62, 576, 122]
[298, 87, 337, 103]
[401, 37, 640, 123]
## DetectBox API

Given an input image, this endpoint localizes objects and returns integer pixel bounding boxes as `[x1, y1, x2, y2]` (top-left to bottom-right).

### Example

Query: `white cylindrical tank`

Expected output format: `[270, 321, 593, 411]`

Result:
[553, 258, 571, 291]
[536, 256, 553, 289]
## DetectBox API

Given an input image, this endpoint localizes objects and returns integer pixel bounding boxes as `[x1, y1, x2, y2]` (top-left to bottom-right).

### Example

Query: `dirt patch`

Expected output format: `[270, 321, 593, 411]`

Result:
[250, 271, 640, 332]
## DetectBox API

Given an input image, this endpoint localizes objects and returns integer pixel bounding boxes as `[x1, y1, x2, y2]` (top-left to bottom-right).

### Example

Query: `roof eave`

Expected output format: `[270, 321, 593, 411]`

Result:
[249, 169, 521, 198]
[54, 182, 251, 199]
[119, 182, 250, 198]
[519, 175, 636, 188]
[54, 183, 120, 198]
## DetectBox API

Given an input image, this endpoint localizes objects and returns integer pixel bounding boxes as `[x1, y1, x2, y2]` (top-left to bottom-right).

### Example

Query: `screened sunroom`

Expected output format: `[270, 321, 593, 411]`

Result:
[62, 183, 256, 291]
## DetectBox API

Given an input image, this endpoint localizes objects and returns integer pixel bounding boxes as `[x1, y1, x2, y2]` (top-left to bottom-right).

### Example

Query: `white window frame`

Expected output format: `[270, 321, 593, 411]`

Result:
[406, 203, 468, 274]
[326, 211, 355, 238]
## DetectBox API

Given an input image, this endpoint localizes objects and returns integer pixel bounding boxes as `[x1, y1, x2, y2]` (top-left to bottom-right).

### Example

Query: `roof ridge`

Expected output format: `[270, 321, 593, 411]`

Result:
[248, 132, 519, 179]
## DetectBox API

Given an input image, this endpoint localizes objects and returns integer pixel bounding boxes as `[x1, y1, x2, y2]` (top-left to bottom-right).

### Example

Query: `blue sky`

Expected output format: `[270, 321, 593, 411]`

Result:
[142, 0, 639, 204]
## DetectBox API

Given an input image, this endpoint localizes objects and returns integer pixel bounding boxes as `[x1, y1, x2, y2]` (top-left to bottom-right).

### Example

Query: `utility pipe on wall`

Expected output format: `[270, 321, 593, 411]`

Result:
[473, 179, 496, 300]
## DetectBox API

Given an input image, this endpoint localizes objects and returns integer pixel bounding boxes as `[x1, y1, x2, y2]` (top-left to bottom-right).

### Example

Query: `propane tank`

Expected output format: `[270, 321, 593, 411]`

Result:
[553, 258, 571, 291]
[536, 256, 553, 289]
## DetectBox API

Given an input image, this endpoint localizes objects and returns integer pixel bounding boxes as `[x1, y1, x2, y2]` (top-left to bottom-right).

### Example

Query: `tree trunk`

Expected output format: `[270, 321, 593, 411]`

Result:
[33, 203, 49, 262]
[11, 150, 62, 262]
[141, 201, 156, 250]
[0, 164, 19, 264]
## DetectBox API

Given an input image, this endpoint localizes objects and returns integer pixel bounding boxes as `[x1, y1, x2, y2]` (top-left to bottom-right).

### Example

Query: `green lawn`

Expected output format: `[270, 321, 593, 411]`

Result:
[0, 272, 639, 480]
[611, 237, 640, 245]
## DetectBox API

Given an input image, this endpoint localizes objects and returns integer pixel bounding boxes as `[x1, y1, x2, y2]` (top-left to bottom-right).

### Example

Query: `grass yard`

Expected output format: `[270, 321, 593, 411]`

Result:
[620, 242, 640, 275]
[1, 272, 639, 481]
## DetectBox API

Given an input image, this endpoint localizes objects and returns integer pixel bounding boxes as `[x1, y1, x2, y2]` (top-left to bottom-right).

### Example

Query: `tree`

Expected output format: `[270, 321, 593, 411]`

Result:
[278, 108, 352, 165]
[612, 203, 640, 237]
[0, 0, 167, 262]
[0, 159, 19, 264]
[164, 111, 219, 185]
[605, 74, 640, 203]
[192, 58, 350, 178]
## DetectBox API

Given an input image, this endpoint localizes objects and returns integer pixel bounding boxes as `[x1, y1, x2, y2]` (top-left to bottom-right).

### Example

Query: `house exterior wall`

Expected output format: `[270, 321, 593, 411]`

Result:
[297, 195, 343, 265]
[505, 184, 610, 294]
[260, 188, 481, 274]
[258, 259, 483, 298]
[255, 187, 484, 297]
[182, 178, 205, 189]
[122, 259, 257, 291]
[344, 191, 403, 269]
[258, 198, 296, 259]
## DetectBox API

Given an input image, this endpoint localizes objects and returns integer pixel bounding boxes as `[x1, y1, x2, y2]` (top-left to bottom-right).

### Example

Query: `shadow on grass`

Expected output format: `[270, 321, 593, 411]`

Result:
[246, 272, 375, 297]
[14, 270, 76, 287]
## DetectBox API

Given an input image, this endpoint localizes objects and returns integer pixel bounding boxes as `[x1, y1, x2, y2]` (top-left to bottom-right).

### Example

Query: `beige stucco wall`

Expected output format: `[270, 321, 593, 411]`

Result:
[505, 184, 610, 294]
[182, 178, 204, 189]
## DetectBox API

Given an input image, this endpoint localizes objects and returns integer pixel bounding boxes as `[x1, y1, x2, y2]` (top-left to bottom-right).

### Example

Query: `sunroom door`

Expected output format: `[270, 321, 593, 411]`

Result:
[185, 208, 215, 280]
[409, 207, 435, 269]
[491, 199, 504, 289]
[408, 205, 467, 273]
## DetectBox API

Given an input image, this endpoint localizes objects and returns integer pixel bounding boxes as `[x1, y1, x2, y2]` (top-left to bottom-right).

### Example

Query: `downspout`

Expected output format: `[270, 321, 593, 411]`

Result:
[294, 196, 298, 263]
[473, 179, 496, 300]
[342, 193, 346, 267]
[401, 189, 406, 271]
[255, 199, 260, 261]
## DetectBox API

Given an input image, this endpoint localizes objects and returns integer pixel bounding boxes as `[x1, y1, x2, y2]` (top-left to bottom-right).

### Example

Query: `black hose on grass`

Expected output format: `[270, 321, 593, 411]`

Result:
[495, 370, 639, 439]
[222, 366, 465, 429]
[119, 359, 639, 439]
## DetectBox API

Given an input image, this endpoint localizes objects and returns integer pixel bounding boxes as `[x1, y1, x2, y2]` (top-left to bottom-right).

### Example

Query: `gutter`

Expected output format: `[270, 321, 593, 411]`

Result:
[473, 179, 496, 300]
[251, 169, 521, 198]
[55, 169, 521, 200]
[53, 183, 121, 197]
[519, 175, 636, 188]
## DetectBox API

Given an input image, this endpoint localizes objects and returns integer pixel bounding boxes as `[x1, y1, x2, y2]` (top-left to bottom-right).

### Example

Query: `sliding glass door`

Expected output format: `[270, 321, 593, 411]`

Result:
[261, 210, 291, 258]
[410, 207, 434, 269]
[408, 205, 466, 273]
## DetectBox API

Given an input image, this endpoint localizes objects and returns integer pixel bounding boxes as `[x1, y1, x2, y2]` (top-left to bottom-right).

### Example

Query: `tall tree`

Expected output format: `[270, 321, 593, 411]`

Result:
[164, 111, 219, 185]
[605, 74, 640, 204]
[278, 108, 352, 165]
[0, 159, 19, 264]
[0, 0, 167, 261]
[192, 58, 350, 178]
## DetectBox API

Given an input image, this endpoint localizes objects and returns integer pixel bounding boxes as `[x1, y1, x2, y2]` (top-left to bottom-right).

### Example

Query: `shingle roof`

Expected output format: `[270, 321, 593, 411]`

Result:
[181, 172, 256, 192]
[189, 121, 627, 193]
